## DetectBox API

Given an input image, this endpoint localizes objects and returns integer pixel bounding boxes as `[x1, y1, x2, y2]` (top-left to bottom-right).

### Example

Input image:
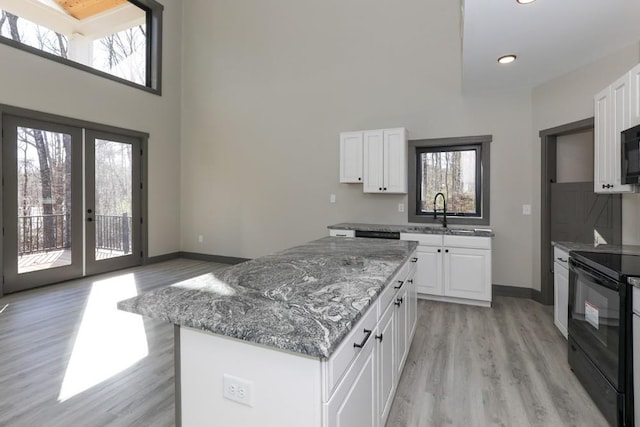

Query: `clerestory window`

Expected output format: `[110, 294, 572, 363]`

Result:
[0, 0, 163, 94]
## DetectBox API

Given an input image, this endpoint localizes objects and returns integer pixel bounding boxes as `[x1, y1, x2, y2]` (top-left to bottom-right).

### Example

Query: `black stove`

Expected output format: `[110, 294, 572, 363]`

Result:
[571, 251, 640, 283]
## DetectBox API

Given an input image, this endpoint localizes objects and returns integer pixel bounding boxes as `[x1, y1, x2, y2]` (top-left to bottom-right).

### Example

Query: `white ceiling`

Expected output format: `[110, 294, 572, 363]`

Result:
[462, 0, 640, 92]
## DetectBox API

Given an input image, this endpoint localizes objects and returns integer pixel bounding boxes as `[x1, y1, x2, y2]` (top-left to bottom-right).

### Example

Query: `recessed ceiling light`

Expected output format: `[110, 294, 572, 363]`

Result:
[517, 0, 536, 4]
[498, 55, 517, 64]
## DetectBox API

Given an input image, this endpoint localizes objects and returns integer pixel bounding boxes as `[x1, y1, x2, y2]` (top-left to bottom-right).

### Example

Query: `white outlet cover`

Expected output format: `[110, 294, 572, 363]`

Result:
[522, 204, 531, 215]
[398, 203, 405, 213]
[330, 194, 336, 204]
[223, 374, 254, 407]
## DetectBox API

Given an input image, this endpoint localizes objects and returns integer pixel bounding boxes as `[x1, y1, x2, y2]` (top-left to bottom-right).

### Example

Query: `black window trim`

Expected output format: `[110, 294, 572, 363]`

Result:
[408, 135, 492, 226]
[0, 0, 164, 95]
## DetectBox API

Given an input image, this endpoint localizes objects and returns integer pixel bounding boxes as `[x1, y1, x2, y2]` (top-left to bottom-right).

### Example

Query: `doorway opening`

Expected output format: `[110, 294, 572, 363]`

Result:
[0, 105, 147, 295]
[539, 117, 621, 304]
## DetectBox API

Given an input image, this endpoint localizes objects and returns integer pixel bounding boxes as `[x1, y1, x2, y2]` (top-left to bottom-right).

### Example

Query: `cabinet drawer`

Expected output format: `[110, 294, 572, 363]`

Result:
[553, 247, 569, 269]
[329, 229, 355, 237]
[379, 268, 407, 316]
[400, 233, 443, 246]
[443, 235, 491, 250]
[327, 303, 378, 396]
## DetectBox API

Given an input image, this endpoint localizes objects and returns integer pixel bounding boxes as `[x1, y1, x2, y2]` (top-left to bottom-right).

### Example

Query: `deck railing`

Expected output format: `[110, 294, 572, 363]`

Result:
[18, 213, 131, 255]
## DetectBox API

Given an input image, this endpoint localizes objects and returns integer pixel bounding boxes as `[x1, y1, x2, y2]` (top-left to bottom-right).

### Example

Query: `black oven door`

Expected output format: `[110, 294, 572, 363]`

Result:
[568, 259, 621, 390]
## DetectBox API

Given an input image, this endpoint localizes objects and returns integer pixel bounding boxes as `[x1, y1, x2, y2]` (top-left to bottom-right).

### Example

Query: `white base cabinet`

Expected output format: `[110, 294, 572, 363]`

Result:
[402, 233, 492, 306]
[180, 252, 418, 427]
[553, 247, 569, 339]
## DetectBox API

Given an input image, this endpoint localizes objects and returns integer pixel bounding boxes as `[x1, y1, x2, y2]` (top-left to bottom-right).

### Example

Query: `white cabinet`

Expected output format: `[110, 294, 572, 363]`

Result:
[402, 233, 492, 306]
[329, 229, 356, 238]
[377, 302, 396, 423]
[594, 70, 637, 193]
[444, 246, 492, 302]
[633, 287, 640, 427]
[363, 128, 407, 194]
[630, 64, 640, 127]
[326, 327, 378, 427]
[553, 247, 569, 339]
[340, 132, 364, 183]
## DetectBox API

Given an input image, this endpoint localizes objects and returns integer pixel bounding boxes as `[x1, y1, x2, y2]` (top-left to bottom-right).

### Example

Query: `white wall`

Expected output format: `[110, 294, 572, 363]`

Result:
[0, 0, 183, 257]
[180, 0, 534, 288]
[531, 42, 640, 290]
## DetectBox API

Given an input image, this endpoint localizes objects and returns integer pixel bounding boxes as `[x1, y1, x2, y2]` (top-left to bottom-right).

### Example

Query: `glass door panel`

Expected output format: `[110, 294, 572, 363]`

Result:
[85, 131, 141, 276]
[3, 115, 83, 292]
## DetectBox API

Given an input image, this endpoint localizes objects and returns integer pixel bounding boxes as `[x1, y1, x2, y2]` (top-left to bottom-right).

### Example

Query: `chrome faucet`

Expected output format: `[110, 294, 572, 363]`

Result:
[433, 192, 447, 228]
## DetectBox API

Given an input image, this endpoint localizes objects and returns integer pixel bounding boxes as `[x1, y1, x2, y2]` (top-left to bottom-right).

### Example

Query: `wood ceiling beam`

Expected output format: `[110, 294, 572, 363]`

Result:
[54, 0, 128, 20]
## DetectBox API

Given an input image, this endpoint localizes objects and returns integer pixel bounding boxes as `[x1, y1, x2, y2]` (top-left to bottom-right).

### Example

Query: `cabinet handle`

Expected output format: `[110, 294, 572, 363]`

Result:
[445, 249, 449, 253]
[383, 187, 387, 191]
[335, 234, 347, 237]
[557, 257, 567, 263]
[395, 297, 404, 306]
[353, 329, 372, 349]
[602, 184, 606, 189]
[407, 279, 413, 284]
[437, 249, 441, 253]
[358, 177, 361, 181]
[411, 257, 418, 262]
[394, 280, 404, 289]
[375, 333, 383, 342]
[379, 187, 382, 191]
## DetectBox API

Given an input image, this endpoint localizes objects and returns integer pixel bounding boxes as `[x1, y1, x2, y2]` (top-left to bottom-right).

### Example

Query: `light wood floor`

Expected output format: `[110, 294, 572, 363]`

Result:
[0, 259, 607, 426]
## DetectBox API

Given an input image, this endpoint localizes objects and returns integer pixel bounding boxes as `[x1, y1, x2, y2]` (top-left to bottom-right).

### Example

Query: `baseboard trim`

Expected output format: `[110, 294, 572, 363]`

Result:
[145, 252, 180, 265]
[493, 285, 546, 304]
[179, 251, 249, 265]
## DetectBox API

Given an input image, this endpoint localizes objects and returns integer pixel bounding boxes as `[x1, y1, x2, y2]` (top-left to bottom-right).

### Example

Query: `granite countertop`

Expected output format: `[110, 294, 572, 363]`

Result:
[118, 237, 418, 359]
[328, 222, 494, 237]
[552, 241, 640, 256]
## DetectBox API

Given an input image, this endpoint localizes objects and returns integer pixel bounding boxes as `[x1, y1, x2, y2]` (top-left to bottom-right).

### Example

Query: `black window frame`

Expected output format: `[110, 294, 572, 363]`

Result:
[408, 135, 492, 226]
[0, 0, 164, 95]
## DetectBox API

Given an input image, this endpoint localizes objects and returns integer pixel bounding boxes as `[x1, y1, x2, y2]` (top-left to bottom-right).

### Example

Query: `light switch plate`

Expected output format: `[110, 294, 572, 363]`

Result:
[330, 194, 336, 204]
[522, 204, 531, 215]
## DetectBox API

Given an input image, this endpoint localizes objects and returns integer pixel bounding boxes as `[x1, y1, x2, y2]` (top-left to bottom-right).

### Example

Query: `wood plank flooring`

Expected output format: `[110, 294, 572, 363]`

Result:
[1, 259, 608, 426]
[387, 298, 608, 427]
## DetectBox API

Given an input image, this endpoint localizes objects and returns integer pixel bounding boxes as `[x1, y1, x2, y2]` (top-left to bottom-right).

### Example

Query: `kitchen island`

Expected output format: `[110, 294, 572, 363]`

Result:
[119, 236, 418, 427]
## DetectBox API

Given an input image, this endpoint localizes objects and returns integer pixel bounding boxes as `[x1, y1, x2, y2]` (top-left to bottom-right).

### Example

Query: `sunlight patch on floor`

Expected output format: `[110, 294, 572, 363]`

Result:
[58, 273, 148, 402]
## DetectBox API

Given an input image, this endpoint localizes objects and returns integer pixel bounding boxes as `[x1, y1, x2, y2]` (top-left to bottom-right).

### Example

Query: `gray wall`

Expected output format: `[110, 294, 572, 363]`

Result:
[180, 0, 536, 289]
[556, 130, 593, 183]
[0, 0, 183, 257]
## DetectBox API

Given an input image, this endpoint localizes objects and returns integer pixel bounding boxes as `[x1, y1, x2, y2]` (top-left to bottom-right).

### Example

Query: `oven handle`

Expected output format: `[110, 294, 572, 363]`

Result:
[569, 258, 620, 291]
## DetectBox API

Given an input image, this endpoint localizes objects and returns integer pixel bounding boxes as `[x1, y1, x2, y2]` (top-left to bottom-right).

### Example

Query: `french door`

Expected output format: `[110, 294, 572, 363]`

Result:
[2, 115, 142, 293]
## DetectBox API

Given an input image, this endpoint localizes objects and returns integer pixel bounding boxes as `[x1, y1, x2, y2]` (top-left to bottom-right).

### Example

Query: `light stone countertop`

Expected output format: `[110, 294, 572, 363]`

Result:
[118, 237, 418, 359]
[328, 222, 494, 237]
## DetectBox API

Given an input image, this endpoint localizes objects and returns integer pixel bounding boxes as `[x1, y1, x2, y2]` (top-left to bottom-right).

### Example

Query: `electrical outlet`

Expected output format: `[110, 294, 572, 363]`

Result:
[522, 204, 531, 215]
[398, 203, 405, 213]
[330, 194, 336, 204]
[223, 374, 254, 407]
[198, 235, 204, 243]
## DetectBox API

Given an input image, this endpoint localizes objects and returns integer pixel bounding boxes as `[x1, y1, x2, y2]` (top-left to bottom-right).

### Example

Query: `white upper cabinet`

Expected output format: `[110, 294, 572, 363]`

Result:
[363, 130, 385, 192]
[383, 128, 408, 193]
[363, 128, 407, 194]
[339, 132, 364, 183]
[630, 63, 640, 127]
[594, 68, 637, 193]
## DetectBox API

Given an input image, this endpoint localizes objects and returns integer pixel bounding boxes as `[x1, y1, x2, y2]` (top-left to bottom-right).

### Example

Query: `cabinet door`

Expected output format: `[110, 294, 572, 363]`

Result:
[325, 333, 378, 427]
[383, 128, 407, 193]
[363, 130, 384, 193]
[610, 74, 636, 193]
[395, 286, 409, 376]
[553, 263, 569, 339]
[415, 247, 443, 296]
[377, 303, 396, 425]
[634, 315, 640, 427]
[406, 266, 417, 340]
[340, 132, 363, 183]
[444, 247, 491, 302]
[594, 86, 612, 193]
[630, 64, 640, 127]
